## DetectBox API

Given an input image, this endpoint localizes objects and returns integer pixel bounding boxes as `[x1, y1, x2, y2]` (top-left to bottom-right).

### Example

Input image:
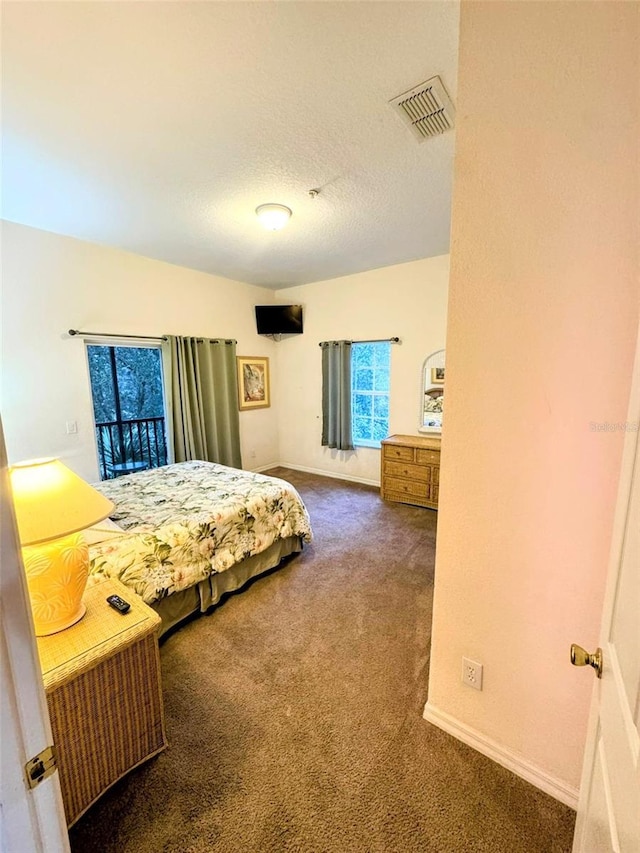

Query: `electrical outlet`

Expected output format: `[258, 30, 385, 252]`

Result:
[65, 420, 78, 435]
[462, 657, 483, 690]
[250, 449, 256, 459]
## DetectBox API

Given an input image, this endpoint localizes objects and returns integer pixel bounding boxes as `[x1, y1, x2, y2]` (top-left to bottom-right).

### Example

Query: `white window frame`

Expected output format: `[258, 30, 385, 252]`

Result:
[351, 342, 391, 449]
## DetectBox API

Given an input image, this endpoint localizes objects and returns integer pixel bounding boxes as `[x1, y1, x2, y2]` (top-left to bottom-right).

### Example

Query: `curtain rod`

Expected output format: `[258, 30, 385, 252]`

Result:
[68, 329, 168, 342]
[68, 330, 237, 345]
[318, 337, 400, 347]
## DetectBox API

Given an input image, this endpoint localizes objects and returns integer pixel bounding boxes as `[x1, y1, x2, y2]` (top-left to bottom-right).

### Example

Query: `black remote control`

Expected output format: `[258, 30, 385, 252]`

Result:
[106, 594, 131, 614]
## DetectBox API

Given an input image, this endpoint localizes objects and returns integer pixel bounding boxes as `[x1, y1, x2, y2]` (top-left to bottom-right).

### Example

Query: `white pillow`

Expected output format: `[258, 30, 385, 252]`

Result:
[84, 517, 126, 545]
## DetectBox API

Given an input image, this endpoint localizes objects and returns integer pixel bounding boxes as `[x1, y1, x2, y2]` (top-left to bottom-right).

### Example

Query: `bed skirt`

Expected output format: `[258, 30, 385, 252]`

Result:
[152, 535, 303, 637]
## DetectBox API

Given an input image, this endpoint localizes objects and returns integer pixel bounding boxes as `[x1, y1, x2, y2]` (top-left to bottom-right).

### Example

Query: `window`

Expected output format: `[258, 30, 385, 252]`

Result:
[86, 344, 168, 479]
[351, 342, 390, 447]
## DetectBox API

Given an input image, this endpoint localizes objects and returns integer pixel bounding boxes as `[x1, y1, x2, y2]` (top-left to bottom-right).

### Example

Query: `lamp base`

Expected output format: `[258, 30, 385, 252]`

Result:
[35, 602, 87, 637]
[22, 532, 90, 637]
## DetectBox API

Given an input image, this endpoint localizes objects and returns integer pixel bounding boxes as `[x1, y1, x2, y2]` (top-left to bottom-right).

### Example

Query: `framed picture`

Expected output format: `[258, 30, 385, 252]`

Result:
[237, 356, 270, 410]
[431, 366, 445, 385]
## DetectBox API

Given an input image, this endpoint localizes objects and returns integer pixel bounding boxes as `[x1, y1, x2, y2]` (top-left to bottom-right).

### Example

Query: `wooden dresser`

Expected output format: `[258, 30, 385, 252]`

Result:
[380, 434, 441, 510]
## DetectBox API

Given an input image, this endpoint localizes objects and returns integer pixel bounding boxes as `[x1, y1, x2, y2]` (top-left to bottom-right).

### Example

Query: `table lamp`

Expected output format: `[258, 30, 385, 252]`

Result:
[9, 457, 115, 636]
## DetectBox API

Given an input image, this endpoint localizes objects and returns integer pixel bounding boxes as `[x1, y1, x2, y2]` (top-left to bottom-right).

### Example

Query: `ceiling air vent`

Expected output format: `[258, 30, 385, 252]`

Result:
[389, 75, 455, 142]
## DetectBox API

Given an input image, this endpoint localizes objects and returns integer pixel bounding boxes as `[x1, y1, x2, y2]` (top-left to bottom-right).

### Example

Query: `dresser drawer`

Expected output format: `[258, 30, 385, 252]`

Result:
[383, 444, 415, 463]
[384, 460, 431, 482]
[384, 477, 429, 498]
[416, 448, 440, 465]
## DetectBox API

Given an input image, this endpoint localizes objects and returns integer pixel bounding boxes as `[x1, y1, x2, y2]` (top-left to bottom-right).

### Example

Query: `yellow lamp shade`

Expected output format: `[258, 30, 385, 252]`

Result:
[10, 457, 114, 545]
[9, 458, 115, 636]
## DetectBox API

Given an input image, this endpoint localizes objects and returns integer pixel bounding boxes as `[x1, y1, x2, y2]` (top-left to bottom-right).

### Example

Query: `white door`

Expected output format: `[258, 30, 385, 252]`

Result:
[572, 328, 640, 853]
[0, 420, 70, 853]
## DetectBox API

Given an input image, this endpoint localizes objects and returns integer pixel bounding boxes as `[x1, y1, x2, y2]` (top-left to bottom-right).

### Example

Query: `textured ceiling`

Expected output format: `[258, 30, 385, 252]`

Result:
[2, 2, 460, 288]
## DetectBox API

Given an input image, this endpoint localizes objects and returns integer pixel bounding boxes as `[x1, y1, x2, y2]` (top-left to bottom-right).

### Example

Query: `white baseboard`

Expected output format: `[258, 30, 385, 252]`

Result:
[278, 462, 379, 488]
[251, 462, 280, 473]
[422, 701, 579, 810]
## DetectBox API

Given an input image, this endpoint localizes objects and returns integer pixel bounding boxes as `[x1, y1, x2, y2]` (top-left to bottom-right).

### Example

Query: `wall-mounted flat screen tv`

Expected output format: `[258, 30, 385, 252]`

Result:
[255, 305, 303, 336]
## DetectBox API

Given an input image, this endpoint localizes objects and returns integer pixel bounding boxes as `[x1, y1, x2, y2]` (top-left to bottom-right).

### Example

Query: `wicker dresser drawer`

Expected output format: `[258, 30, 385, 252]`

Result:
[38, 578, 167, 827]
[383, 444, 415, 463]
[380, 434, 441, 510]
[416, 448, 441, 465]
[384, 477, 430, 498]
[384, 460, 431, 482]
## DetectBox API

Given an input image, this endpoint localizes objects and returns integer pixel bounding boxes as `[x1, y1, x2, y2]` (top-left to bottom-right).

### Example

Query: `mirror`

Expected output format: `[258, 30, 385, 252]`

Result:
[418, 349, 444, 434]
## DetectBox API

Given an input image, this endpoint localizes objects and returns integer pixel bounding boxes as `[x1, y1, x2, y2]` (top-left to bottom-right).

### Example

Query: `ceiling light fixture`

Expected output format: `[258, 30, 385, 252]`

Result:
[255, 203, 292, 231]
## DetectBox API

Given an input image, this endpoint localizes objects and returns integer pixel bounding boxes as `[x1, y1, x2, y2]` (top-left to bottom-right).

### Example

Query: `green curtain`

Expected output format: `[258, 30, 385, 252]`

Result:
[163, 336, 242, 469]
[321, 341, 354, 451]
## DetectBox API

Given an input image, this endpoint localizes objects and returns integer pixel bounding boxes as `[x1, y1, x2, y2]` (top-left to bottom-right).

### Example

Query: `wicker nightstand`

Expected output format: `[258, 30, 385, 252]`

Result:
[37, 578, 167, 827]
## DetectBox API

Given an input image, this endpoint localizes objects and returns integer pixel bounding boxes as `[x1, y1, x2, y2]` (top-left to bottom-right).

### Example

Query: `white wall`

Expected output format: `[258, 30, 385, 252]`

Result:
[273, 255, 449, 484]
[1, 222, 279, 481]
[427, 0, 639, 802]
[0, 224, 448, 487]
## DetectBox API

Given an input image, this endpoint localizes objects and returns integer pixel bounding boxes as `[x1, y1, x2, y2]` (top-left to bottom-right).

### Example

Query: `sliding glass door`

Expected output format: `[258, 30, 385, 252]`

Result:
[86, 344, 168, 480]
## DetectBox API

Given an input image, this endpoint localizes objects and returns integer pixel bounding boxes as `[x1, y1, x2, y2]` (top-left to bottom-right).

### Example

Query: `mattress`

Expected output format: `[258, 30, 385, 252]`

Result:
[87, 461, 312, 606]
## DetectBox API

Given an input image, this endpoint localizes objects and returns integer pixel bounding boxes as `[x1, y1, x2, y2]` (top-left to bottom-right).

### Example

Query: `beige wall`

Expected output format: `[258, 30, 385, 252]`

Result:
[274, 255, 449, 484]
[428, 0, 639, 797]
[1, 222, 279, 480]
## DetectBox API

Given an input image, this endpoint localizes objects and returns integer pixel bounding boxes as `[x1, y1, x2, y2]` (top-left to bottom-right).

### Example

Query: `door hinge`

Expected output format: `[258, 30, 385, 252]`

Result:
[25, 745, 57, 789]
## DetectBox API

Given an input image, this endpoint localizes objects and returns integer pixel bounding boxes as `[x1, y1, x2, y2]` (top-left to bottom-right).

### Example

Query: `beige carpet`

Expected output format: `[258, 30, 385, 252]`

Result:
[70, 468, 575, 852]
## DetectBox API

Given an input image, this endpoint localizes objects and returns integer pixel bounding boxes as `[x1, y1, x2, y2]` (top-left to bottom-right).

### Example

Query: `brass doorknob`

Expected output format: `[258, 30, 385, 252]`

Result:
[570, 644, 603, 678]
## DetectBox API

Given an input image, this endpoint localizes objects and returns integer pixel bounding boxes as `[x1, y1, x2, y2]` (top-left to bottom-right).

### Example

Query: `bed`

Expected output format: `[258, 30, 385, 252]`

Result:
[86, 461, 313, 636]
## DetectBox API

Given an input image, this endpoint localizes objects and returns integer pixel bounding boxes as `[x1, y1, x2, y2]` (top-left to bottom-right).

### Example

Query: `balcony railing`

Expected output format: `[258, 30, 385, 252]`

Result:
[95, 416, 168, 480]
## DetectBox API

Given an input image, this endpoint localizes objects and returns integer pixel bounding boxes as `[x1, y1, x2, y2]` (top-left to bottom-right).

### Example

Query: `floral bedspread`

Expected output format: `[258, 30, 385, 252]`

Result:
[88, 461, 312, 605]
